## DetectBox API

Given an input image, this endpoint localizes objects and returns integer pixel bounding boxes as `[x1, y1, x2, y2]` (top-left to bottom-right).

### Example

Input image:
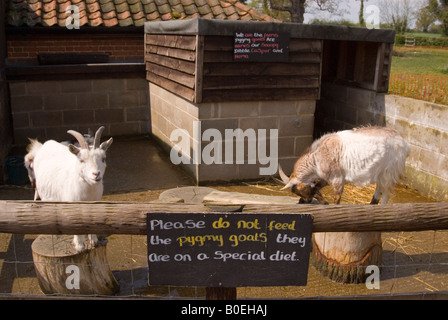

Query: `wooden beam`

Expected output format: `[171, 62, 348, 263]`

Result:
[1, 201, 448, 235]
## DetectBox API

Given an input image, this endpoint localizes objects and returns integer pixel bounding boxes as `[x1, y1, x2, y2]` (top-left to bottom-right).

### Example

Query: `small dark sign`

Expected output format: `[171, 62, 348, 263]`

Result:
[234, 32, 290, 62]
[147, 212, 312, 287]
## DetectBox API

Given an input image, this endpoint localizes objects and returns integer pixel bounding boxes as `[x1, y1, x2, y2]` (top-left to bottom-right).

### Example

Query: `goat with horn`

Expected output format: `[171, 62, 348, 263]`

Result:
[25, 126, 113, 252]
[277, 126, 409, 283]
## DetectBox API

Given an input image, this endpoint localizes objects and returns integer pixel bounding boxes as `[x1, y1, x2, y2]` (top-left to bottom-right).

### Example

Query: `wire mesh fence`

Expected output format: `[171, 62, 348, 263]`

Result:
[1, 201, 448, 300]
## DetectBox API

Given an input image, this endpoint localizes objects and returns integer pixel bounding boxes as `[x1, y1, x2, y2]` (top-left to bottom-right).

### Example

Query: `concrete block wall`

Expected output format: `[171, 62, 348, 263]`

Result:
[315, 82, 448, 201]
[385, 95, 448, 201]
[9, 78, 150, 144]
[150, 83, 315, 183]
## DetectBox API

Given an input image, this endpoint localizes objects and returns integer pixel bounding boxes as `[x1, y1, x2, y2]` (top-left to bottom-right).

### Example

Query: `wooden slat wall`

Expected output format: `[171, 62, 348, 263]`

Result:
[145, 34, 322, 103]
[145, 34, 198, 102]
[201, 36, 322, 103]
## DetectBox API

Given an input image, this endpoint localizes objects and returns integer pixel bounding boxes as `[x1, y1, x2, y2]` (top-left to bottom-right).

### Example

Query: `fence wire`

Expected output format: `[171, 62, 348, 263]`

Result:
[1, 230, 448, 299]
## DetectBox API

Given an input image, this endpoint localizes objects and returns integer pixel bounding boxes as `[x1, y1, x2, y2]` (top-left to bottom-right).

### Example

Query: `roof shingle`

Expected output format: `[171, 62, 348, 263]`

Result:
[6, 0, 279, 27]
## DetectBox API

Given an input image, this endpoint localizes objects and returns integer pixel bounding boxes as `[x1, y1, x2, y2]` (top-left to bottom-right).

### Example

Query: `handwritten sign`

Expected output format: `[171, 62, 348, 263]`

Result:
[146, 213, 312, 287]
[234, 32, 289, 62]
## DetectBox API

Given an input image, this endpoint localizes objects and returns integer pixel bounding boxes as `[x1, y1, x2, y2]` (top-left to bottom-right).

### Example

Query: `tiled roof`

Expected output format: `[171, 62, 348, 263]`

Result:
[6, 0, 279, 27]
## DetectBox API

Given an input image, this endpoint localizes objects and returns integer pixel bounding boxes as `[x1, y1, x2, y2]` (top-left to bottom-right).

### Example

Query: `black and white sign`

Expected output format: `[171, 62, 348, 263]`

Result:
[147, 212, 312, 287]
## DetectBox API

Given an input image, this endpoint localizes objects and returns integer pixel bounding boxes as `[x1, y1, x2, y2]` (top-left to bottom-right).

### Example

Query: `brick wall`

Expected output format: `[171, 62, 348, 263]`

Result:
[7, 33, 143, 63]
[9, 78, 150, 144]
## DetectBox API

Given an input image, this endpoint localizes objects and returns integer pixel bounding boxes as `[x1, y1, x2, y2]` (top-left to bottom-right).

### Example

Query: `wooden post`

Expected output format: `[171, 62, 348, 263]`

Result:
[206, 287, 237, 300]
[205, 204, 242, 300]
[32, 235, 119, 295]
[312, 231, 382, 283]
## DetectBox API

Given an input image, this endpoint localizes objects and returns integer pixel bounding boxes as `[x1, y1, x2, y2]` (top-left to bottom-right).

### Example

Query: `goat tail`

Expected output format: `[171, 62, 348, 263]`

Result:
[24, 138, 42, 188]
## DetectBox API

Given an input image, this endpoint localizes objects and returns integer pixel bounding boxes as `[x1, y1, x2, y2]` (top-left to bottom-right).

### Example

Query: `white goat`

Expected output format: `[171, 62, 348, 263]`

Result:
[279, 126, 409, 205]
[25, 126, 113, 252]
[25, 129, 95, 201]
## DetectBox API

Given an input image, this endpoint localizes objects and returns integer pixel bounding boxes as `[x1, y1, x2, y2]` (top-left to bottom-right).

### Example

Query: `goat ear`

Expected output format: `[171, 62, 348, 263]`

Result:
[68, 144, 80, 156]
[100, 138, 113, 151]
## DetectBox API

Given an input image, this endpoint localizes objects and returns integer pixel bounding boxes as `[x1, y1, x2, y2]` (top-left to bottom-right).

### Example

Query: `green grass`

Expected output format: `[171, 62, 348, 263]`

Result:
[404, 32, 442, 38]
[391, 47, 448, 75]
[389, 47, 448, 105]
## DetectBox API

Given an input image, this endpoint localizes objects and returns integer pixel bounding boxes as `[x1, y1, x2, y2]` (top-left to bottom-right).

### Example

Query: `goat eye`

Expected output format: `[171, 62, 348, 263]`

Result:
[102, 158, 106, 163]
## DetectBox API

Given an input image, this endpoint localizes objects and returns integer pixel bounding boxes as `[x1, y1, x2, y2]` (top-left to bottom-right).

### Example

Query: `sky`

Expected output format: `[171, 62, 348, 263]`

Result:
[303, 0, 381, 23]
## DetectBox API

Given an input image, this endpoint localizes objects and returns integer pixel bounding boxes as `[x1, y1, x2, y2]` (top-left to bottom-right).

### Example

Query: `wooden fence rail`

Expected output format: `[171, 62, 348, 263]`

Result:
[1, 200, 448, 234]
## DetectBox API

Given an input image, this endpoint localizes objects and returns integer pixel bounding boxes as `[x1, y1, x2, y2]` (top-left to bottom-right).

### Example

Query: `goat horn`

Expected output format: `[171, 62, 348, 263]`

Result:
[67, 130, 89, 149]
[278, 164, 290, 185]
[94, 126, 105, 149]
[280, 181, 293, 190]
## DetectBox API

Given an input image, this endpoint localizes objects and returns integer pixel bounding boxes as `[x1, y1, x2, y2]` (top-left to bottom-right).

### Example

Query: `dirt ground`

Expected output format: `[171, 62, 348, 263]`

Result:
[1, 135, 447, 299]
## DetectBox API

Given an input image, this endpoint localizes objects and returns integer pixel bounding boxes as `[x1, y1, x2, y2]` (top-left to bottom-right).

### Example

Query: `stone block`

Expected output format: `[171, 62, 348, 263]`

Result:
[11, 95, 43, 112]
[61, 80, 93, 93]
[278, 115, 314, 137]
[259, 101, 297, 116]
[76, 93, 109, 109]
[92, 79, 126, 92]
[63, 110, 95, 126]
[297, 100, 316, 115]
[347, 87, 373, 110]
[30, 111, 63, 127]
[126, 106, 150, 122]
[9, 81, 26, 97]
[95, 108, 125, 123]
[44, 93, 77, 110]
[109, 92, 140, 108]
[219, 101, 259, 118]
[28, 81, 61, 95]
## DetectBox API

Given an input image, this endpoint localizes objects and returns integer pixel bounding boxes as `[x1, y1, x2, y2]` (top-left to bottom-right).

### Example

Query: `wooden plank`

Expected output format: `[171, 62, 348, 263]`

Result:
[1, 201, 448, 234]
[373, 42, 386, 92]
[194, 35, 204, 104]
[146, 34, 197, 50]
[202, 75, 320, 90]
[202, 88, 320, 102]
[204, 36, 234, 51]
[203, 62, 320, 77]
[147, 71, 195, 101]
[147, 62, 195, 89]
[145, 53, 195, 75]
[289, 39, 322, 52]
[203, 37, 322, 53]
[146, 45, 196, 62]
[203, 51, 321, 64]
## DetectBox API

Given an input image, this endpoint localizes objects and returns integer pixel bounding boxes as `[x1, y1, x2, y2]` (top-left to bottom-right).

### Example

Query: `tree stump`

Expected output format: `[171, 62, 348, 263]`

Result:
[32, 235, 119, 295]
[312, 231, 382, 283]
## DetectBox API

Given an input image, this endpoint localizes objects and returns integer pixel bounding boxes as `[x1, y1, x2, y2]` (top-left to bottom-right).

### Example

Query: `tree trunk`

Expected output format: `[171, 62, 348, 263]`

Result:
[31, 235, 119, 295]
[312, 231, 382, 283]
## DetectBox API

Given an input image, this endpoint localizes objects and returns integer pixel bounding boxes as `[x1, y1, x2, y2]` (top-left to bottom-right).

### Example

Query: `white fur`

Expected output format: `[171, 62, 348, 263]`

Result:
[26, 128, 113, 252]
[282, 126, 409, 204]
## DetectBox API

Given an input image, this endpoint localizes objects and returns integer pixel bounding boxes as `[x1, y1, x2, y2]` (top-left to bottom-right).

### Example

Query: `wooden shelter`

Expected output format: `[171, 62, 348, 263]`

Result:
[145, 18, 395, 183]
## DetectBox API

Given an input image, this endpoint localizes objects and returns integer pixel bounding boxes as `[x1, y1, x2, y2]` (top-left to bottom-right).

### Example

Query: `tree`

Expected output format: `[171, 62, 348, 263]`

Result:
[379, 0, 414, 34]
[266, 0, 341, 23]
[416, 1, 437, 32]
[428, 0, 448, 35]
[358, 0, 367, 27]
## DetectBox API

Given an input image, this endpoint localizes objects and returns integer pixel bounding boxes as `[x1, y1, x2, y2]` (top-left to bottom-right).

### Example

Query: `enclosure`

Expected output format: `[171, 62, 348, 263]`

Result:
[2, 14, 448, 302]
[144, 18, 395, 183]
[1, 137, 448, 301]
